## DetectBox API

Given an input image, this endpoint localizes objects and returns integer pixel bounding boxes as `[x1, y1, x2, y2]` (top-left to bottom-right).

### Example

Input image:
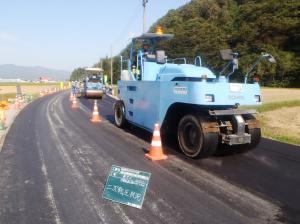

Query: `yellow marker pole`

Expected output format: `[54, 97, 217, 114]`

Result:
[0, 110, 4, 130]
[0, 101, 8, 130]
[0, 110, 4, 120]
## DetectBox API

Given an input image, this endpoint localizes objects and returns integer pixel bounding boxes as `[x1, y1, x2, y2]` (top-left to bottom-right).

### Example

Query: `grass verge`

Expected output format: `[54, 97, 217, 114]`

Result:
[0, 93, 16, 101]
[257, 115, 300, 146]
[256, 100, 300, 113]
[262, 129, 300, 146]
[242, 100, 300, 113]
[247, 101, 300, 146]
[1, 92, 40, 100]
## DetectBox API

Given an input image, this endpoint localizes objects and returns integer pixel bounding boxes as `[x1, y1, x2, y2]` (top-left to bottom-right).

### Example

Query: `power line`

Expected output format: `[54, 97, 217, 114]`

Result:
[112, 2, 141, 46]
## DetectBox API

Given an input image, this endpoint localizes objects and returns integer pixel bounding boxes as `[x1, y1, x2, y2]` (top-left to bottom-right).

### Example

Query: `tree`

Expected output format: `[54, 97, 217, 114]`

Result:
[70, 0, 300, 87]
[70, 68, 85, 81]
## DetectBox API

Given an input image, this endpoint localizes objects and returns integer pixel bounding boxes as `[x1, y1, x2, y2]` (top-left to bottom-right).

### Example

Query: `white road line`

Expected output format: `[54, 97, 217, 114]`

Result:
[55, 94, 135, 224]
[36, 137, 62, 224]
[46, 95, 109, 223]
[78, 101, 91, 116]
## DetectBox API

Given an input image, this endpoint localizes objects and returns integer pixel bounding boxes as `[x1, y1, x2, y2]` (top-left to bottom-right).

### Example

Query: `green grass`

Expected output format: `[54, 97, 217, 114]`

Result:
[0, 93, 39, 103]
[0, 93, 16, 101]
[242, 100, 300, 113]
[262, 129, 300, 146]
[257, 100, 300, 112]
[32, 93, 41, 101]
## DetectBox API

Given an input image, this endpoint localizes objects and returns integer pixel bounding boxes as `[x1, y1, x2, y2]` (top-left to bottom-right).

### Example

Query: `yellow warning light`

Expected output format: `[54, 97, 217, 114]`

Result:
[156, 26, 163, 35]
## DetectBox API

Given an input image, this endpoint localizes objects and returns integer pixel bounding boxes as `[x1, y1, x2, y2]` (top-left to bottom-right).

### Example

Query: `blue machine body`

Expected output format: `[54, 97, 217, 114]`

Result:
[85, 79, 103, 90]
[118, 33, 261, 132]
[84, 76, 104, 98]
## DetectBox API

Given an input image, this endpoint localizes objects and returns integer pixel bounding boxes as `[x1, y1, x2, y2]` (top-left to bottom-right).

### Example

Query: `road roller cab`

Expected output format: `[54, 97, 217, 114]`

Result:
[114, 29, 276, 158]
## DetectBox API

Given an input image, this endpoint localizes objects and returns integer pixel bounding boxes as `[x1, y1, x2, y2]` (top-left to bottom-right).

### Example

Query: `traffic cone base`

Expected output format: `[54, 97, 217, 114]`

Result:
[145, 152, 167, 161]
[90, 116, 101, 122]
[69, 92, 74, 101]
[71, 97, 79, 109]
[145, 123, 167, 161]
[90, 100, 101, 123]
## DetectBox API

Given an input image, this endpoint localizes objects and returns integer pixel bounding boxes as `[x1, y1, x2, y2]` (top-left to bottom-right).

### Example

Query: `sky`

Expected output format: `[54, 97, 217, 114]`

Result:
[0, 0, 189, 71]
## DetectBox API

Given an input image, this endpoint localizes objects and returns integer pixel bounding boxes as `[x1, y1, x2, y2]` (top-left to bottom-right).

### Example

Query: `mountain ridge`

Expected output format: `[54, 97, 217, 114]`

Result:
[0, 64, 70, 81]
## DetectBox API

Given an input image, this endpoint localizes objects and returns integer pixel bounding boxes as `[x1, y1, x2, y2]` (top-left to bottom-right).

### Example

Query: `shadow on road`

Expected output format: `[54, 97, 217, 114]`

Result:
[77, 94, 300, 224]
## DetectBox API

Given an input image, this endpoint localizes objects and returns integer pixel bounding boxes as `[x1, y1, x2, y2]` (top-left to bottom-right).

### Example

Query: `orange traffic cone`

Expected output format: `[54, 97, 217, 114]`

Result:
[71, 96, 79, 109]
[69, 92, 74, 101]
[0, 110, 5, 130]
[90, 100, 101, 123]
[145, 123, 167, 161]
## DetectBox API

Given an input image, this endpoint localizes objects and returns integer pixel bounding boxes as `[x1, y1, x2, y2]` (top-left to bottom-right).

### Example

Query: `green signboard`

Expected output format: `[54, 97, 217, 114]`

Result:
[102, 165, 151, 209]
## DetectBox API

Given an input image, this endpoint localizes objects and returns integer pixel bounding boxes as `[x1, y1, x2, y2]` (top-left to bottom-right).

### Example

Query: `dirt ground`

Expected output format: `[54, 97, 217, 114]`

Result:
[257, 88, 300, 145]
[261, 88, 300, 103]
[259, 107, 300, 142]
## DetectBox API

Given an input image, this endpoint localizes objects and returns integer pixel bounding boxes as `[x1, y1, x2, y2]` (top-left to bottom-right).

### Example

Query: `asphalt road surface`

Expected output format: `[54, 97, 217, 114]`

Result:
[0, 92, 299, 224]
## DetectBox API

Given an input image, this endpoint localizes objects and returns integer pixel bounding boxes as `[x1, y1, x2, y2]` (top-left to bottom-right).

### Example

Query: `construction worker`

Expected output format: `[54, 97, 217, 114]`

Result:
[143, 43, 150, 55]
[142, 42, 156, 62]
[132, 65, 141, 80]
[71, 81, 77, 95]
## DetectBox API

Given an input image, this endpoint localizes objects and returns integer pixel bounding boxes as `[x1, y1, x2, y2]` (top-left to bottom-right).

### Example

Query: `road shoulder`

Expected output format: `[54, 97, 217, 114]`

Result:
[0, 105, 20, 152]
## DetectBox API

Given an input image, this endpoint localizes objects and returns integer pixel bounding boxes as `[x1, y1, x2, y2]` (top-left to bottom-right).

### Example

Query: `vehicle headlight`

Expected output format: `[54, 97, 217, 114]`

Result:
[254, 95, 261, 102]
[205, 94, 214, 102]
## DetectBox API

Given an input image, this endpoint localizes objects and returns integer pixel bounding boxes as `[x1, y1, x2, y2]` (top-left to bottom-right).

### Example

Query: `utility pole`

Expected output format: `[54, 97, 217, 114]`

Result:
[110, 45, 113, 86]
[143, 0, 148, 33]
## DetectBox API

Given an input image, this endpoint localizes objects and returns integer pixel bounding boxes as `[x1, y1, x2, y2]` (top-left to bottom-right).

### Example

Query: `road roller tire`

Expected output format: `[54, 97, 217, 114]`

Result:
[114, 100, 126, 128]
[178, 114, 218, 158]
[247, 127, 261, 148]
[245, 114, 261, 150]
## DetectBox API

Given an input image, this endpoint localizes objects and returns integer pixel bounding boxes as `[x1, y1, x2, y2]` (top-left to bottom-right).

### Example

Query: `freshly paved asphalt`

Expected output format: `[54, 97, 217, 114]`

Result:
[0, 92, 299, 224]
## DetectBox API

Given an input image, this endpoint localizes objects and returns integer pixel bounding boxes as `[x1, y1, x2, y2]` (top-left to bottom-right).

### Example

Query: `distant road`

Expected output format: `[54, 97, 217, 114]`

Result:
[0, 92, 299, 224]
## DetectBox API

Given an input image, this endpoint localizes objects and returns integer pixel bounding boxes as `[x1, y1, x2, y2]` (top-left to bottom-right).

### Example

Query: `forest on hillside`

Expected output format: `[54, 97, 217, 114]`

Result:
[71, 0, 300, 87]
